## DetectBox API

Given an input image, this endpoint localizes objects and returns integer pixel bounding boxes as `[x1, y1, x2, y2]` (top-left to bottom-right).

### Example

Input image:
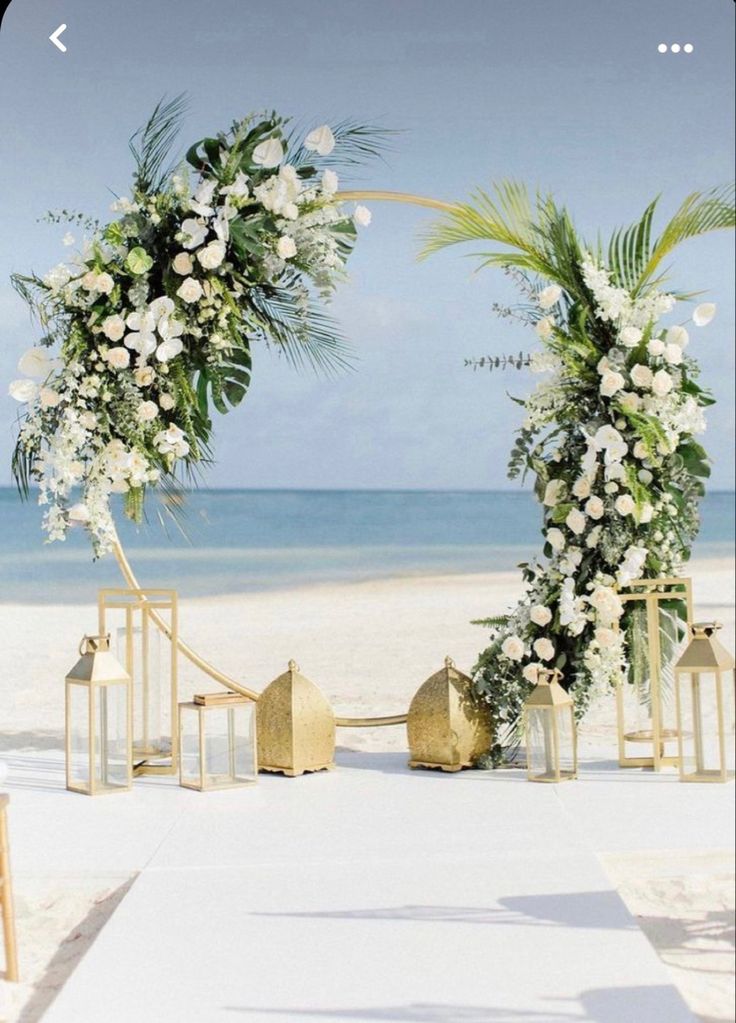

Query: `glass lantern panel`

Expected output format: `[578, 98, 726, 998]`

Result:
[555, 705, 576, 779]
[621, 601, 683, 760]
[526, 708, 558, 781]
[678, 671, 736, 780]
[203, 705, 256, 788]
[116, 618, 162, 757]
[93, 682, 129, 792]
[68, 681, 90, 792]
[179, 705, 202, 788]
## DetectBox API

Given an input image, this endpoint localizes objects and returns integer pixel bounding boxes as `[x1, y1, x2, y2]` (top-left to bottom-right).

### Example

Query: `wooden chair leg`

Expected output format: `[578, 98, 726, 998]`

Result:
[0, 807, 19, 982]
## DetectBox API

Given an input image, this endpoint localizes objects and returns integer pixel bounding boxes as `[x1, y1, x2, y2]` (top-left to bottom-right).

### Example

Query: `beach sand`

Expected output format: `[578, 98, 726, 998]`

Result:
[0, 557, 734, 1021]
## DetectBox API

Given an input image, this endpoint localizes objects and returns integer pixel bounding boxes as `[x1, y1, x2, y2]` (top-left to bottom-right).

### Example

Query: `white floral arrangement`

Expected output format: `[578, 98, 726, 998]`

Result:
[10, 98, 384, 553]
[424, 182, 734, 763]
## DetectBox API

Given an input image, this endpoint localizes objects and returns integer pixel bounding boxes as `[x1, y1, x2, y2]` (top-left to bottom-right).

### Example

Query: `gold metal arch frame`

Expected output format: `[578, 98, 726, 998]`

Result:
[112, 190, 459, 728]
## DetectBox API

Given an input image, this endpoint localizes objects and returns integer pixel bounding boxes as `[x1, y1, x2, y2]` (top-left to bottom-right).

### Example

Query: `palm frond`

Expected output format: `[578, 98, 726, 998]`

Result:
[608, 198, 658, 291]
[129, 94, 189, 194]
[636, 184, 735, 292]
[287, 120, 396, 171]
[248, 287, 353, 374]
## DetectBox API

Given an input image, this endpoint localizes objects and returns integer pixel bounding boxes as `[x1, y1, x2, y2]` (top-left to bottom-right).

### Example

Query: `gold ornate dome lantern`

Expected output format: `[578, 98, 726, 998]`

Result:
[407, 656, 492, 772]
[256, 660, 336, 776]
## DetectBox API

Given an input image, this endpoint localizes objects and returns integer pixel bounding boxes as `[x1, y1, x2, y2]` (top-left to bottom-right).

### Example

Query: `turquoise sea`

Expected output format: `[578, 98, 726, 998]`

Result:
[0, 488, 733, 604]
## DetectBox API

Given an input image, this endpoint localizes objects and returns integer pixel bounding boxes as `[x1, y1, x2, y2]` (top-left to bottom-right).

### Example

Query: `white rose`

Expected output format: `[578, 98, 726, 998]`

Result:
[595, 627, 616, 649]
[18, 346, 52, 379]
[173, 252, 194, 275]
[197, 240, 226, 270]
[599, 370, 625, 397]
[630, 364, 653, 389]
[538, 284, 562, 309]
[586, 525, 602, 549]
[566, 508, 586, 535]
[80, 411, 97, 430]
[633, 441, 648, 460]
[615, 494, 635, 516]
[159, 393, 175, 411]
[304, 124, 336, 156]
[96, 272, 114, 295]
[81, 270, 98, 291]
[353, 205, 372, 228]
[666, 325, 689, 348]
[647, 338, 665, 357]
[277, 236, 297, 260]
[535, 317, 553, 340]
[9, 379, 38, 402]
[543, 478, 565, 507]
[176, 277, 204, 303]
[692, 302, 715, 327]
[39, 387, 62, 408]
[547, 527, 566, 552]
[68, 502, 90, 523]
[584, 496, 605, 520]
[252, 137, 284, 168]
[180, 218, 208, 250]
[620, 326, 642, 348]
[618, 391, 641, 413]
[664, 343, 683, 365]
[501, 635, 525, 661]
[639, 503, 654, 523]
[604, 482, 619, 495]
[605, 460, 626, 481]
[134, 366, 155, 387]
[321, 169, 339, 194]
[530, 605, 552, 626]
[533, 638, 555, 662]
[522, 663, 542, 684]
[137, 401, 159, 422]
[105, 346, 131, 369]
[101, 315, 126, 342]
[572, 477, 591, 500]
[156, 338, 184, 363]
[651, 369, 673, 396]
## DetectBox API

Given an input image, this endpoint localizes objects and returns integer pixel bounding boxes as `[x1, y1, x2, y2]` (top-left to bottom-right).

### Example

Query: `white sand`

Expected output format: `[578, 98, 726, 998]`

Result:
[0, 557, 734, 1022]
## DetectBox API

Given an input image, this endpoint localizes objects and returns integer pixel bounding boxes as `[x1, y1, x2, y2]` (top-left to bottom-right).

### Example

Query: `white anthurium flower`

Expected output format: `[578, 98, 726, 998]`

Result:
[304, 124, 336, 156]
[180, 218, 208, 250]
[197, 239, 227, 270]
[692, 302, 716, 327]
[537, 284, 562, 309]
[68, 502, 90, 523]
[156, 338, 184, 363]
[9, 379, 38, 402]
[149, 296, 176, 321]
[501, 635, 525, 661]
[277, 236, 297, 260]
[666, 324, 689, 348]
[18, 346, 52, 379]
[353, 205, 372, 228]
[252, 137, 284, 168]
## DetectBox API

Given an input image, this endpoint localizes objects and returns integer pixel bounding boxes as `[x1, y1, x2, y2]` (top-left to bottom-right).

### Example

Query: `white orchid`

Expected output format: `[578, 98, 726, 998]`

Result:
[180, 218, 208, 250]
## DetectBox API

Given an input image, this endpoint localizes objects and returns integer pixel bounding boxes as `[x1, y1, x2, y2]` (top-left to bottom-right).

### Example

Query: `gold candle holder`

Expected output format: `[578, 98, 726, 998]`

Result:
[407, 657, 491, 771]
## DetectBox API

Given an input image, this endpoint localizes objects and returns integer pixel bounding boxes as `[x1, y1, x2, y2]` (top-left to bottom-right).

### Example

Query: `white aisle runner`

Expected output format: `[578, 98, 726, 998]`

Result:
[12, 748, 732, 1022]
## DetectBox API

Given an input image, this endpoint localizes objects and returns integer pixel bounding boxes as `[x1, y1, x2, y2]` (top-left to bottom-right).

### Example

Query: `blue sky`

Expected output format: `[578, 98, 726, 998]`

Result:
[0, 0, 734, 490]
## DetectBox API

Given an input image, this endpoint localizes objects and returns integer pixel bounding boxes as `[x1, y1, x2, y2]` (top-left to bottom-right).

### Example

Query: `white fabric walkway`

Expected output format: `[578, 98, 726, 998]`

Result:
[8, 746, 734, 1023]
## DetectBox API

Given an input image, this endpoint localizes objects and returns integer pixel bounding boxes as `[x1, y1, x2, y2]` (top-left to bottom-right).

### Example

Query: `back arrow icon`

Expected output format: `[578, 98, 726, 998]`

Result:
[49, 24, 67, 52]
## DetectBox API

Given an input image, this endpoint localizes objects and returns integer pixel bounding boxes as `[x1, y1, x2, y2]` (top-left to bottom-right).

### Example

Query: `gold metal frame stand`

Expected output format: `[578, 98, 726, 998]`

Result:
[0, 795, 19, 982]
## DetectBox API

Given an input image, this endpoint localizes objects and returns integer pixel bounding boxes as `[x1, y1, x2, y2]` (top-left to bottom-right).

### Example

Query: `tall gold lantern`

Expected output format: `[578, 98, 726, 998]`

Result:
[675, 622, 735, 783]
[616, 577, 693, 771]
[65, 635, 132, 796]
[256, 661, 335, 776]
[407, 656, 491, 771]
[523, 667, 578, 783]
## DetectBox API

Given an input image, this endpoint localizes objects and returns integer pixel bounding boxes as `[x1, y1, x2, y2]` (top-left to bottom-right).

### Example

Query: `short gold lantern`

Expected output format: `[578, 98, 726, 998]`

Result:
[616, 577, 693, 771]
[523, 667, 578, 783]
[675, 622, 735, 783]
[407, 656, 492, 771]
[179, 692, 258, 791]
[256, 661, 335, 776]
[65, 635, 132, 796]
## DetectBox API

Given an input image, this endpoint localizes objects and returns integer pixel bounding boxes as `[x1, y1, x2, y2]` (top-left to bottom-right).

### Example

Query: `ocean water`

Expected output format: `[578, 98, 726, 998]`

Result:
[0, 487, 733, 604]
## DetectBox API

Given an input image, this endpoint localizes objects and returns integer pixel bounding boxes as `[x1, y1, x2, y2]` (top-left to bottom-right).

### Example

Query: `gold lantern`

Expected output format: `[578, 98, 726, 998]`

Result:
[523, 667, 578, 783]
[616, 577, 693, 771]
[407, 656, 491, 771]
[256, 661, 335, 776]
[675, 622, 735, 783]
[65, 635, 132, 796]
[179, 692, 258, 791]
[98, 588, 179, 776]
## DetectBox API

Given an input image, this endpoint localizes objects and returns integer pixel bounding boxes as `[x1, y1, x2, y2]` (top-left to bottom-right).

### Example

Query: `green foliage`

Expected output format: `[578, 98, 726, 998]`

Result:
[129, 94, 188, 195]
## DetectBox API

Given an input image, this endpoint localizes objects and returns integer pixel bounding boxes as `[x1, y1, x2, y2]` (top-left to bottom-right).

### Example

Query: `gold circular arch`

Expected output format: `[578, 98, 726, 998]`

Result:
[112, 190, 459, 727]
